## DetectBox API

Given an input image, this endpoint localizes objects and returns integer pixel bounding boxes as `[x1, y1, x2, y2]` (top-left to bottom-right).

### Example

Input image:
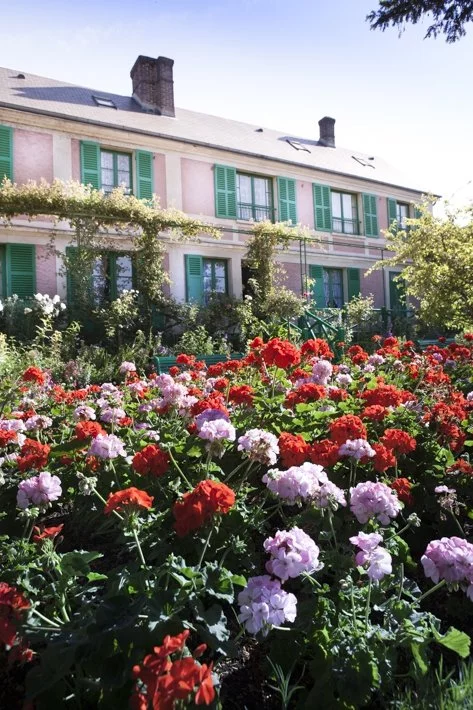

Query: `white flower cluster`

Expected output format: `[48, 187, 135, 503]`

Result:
[32, 293, 67, 316]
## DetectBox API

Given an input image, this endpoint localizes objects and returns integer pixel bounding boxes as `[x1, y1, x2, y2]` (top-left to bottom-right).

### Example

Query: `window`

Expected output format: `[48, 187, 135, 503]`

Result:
[100, 151, 132, 195]
[185, 255, 228, 304]
[323, 268, 344, 307]
[310, 265, 360, 308]
[92, 95, 117, 109]
[237, 173, 273, 222]
[0, 244, 36, 298]
[331, 191, 359, 235]
[80, 253, 134, 305]
[203, 259, 227, 303]
[396, 202, 409, 228]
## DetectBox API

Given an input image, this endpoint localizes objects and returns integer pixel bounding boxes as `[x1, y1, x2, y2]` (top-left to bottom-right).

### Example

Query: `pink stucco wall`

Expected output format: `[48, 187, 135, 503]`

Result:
[71, 139, 80, 181]
[182, 159, 214, 216]
[296, 181, 314, 229]
[279, 262, 302, 295]
[361, 268, 385, 308]
[376, 196, 388, 233]
[14, 130, 53, 185]
[154, 153, 166, 207]
[36, 245, 57, 295]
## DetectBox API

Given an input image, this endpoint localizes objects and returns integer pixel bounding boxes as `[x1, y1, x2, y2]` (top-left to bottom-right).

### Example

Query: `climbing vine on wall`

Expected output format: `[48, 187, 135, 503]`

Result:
[0, 179, 315, 321]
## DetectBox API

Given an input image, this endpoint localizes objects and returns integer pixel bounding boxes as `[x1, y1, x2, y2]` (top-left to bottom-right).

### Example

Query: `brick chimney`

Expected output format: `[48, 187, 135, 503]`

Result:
[130, 55, 175, 117]
[318, 116, 335, 148]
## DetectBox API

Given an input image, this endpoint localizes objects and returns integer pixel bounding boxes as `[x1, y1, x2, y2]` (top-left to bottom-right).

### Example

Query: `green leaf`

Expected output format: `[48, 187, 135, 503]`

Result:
[87, 572, 108, 582]
[60, 550, 103, 579]
[410, 642, 429, 675]
[49, 437, 90, 457]
[433, 626, 471, 658]
[230, 574, 247, 587]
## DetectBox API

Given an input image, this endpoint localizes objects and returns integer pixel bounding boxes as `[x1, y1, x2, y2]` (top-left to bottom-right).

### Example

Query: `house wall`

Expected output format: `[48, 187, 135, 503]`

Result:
[14, 129, 53, 184]
[0, 107, 425, 306]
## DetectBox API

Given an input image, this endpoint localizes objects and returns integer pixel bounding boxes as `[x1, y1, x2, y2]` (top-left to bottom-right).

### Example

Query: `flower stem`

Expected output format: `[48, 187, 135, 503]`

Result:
[30, 607, 62, 628]
[168, 449, 193, 489]
[416, 578, 447, 603]
[365, 579, 372, 629]
[92, 487, 124, 521]
[198, 527, 213, 568]
[132, 527, 147, 567]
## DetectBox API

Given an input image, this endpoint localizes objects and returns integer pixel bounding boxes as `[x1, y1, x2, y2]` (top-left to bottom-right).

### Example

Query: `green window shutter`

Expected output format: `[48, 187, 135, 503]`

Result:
[387, 198, 397, 229]
[413, 206, 422, 219]
[6, 244, 36, 298]
[277, 177, 297, 224]
[347, 268, 361, 301]
[185, 255, 204, 304]
[65, 246, 79, 306]
[136, 150, 154, 200]
[363, 193, 378, 237]
[313, 184, 332, 231]
[0, 125, 13, 183]
[309, 265, 325, 307]
[108, 254, 117, 301]
[80, 141, 101, 189]
[214, 165, 237, 219]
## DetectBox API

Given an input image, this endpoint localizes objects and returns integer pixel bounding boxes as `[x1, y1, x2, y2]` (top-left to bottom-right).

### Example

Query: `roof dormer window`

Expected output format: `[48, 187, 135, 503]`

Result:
[92, 95, 117, 109]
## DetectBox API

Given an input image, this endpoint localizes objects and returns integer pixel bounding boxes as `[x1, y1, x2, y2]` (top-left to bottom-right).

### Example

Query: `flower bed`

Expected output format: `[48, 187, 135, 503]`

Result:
[1, 338, 473, 708]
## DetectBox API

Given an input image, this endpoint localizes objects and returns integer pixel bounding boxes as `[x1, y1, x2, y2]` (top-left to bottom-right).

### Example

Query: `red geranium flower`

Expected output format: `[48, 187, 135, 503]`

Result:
[390, 477, 414, 505]
[17, 439, 50, 472]
[229, 385, 254, 407]
[176, 354, 195, 366]
[300, 339, 334, 360]
[169, 366, 180, 377]
[74, 421, 105, 441]
[191, 393, 229, 418]
[22, 367, 45, 385]
[309, 439, 340, 467]
[132, 444, 170, 478]
[173, 480, 235, 537]
[32, 524, 64, 544]
[213, 378, 229, 392]
[380, 429, 416, 456]
[329, 415, 367, 444]
[361, 405, 388, 421]
[0, 583, 29, 648]
[447, 459, 473, 475]
[0, 430, 18, 448]
[361, 384, 406, 408]
[262, 338, 301, 370]
[285, 383, 326, 408]
[104, 488, 154, 515]
[372, 443, 397, 473]
[278, 432, 310, 467]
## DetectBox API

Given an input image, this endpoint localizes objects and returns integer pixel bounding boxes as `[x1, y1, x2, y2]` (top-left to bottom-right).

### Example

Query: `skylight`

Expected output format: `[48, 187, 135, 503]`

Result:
[286, 139, 311, 153]
[92, 95, 117, 109]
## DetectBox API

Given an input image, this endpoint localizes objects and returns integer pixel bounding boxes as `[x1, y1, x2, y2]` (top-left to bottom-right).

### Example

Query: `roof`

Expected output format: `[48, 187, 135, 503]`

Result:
[0, 66, 426, 194]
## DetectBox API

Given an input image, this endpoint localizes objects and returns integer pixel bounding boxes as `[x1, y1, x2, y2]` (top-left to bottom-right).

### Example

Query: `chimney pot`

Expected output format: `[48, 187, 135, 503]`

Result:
[130, 55, 175, 117]
[318, 116, 335, 148]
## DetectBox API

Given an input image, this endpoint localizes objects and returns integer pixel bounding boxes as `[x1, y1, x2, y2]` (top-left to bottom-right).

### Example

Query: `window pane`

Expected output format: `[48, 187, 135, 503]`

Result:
[253, 178, 269, 207]
[101, 168, 115, 193]
[397, 203, 408, 226]
[331, 270, 343, 307]
[331, 192, 342, 218]
[92, 257, 106, 304]
[237, 174, 252, 204]
[115, 255, 133, 294]
[101, 152, 113, 169]
[214, 277, 226, 293]
[214, 262, 225, 279]
[342, 193, 354, 220]
[117, 155, 130, 171]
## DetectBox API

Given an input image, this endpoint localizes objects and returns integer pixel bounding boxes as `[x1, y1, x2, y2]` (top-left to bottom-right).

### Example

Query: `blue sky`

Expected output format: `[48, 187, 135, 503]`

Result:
[2, 0, 473, 203]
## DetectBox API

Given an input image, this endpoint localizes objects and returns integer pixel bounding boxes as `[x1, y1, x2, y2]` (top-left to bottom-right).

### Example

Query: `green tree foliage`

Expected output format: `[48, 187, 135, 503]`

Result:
[371, 201, 473, 330]
[367, 1, 473, 42]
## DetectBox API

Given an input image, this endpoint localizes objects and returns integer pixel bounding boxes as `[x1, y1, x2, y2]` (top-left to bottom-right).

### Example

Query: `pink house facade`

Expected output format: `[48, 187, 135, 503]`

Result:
[0, 56, 426, 310]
